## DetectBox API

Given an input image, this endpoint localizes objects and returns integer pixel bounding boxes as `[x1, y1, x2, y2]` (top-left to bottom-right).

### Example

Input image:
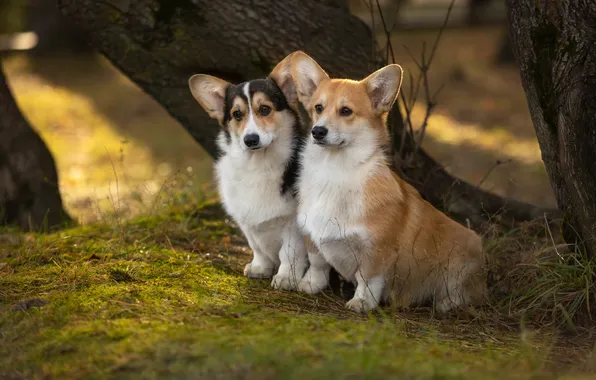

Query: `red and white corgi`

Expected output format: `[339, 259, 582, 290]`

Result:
[290, 51, 487, 312]
[188, 54, 308, 290]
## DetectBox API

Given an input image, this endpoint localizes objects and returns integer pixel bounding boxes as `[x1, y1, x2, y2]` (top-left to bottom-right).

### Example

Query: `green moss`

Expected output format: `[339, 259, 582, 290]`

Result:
[0, 202, 590, 379]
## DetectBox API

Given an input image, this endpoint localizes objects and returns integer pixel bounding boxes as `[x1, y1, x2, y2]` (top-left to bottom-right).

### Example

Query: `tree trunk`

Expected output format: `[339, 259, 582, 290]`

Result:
[27, 0, 90, 54]
[57, 0, 557, 228]
[0, 64, 72, 230]
[59, 0, 379, 159]
[507, 0, 596, 256]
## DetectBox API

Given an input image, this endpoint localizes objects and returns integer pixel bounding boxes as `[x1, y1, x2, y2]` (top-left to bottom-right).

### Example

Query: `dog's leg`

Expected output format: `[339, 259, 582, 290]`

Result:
[345, 270, 385, 312]
[434, 260, 470, 313]
[242, 226, 276, 279]
[435, 258, 486, 313]
[272, 220, 308, 290]
[298, 236, 331, 294]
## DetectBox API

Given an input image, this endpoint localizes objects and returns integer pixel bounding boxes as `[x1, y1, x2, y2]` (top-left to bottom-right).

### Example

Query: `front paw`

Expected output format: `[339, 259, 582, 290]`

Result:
[244, 262, 274, 279]
[271, 273, 298, 291]
[434, 297, 461, 314]
[298, 270, 329, 295]
[345, 297, 378, 313]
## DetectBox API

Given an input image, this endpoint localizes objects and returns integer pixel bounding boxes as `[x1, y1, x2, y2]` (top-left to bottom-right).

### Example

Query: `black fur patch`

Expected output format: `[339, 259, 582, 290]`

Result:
[222, 82, 248, 128]
[254, 79, 304, 198]
[219, 83, 248, 149]
[280, 123, 304, 197]
[247, 78, 291, 112]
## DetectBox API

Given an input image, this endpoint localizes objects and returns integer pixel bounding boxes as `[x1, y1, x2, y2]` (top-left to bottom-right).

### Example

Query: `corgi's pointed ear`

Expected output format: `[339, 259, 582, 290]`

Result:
[290, 51, 330, 106]
[362, 64, 403, 114]
[189, 74, 231, 125]
[269, 53, 298, 108]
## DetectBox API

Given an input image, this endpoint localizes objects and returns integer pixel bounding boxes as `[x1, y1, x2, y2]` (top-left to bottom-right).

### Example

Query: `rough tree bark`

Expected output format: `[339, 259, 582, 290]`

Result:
[57, 0, 556, 228]
[27, 0, 90, 53]
[507, 0, 596, 256]
[0, 64, 72, 230]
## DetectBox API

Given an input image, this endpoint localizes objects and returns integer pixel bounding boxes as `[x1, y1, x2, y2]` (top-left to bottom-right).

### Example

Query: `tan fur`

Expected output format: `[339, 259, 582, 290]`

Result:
[363, 167, 486, 309]
[269, 53, 299, 109]
[291, 51, 486, 311]
[251, 92, 285, 132]
[230, 97, 249, 133]
[188, 75, 230, 125]
[303, 234, 316, 253]
[305, 80, 389, 142]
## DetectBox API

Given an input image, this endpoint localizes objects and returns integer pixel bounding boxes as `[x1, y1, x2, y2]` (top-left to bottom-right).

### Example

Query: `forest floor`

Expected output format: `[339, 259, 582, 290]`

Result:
[2, 199, 596, 379]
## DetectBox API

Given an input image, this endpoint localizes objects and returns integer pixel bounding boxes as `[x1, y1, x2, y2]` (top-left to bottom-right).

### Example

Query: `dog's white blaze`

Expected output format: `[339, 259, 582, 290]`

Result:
[241, 82, 274, 149]
[312, 114, 348, 146]
[242, 83, 257, 135]
[242, 83, 259, 135]
[313, 114, 328, 128]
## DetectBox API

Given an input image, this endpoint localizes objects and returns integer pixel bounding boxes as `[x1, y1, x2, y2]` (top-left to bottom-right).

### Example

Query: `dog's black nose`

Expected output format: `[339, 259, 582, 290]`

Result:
[312, 126, 328, 140]
[244, 134, 260, 147]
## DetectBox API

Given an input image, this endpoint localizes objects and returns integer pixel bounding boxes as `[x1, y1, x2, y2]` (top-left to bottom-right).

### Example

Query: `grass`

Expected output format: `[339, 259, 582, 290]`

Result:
[1, 199, 596, 379]
[483, 219, 596, 330]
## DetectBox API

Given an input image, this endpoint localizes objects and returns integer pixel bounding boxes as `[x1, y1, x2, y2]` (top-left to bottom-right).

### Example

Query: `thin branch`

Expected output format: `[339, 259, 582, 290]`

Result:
[428, 0, 455, 67]
[476, 159, 512, 190]
[363, 0, 377, 72]
[413, 0, 456, 155]
[398, 90, 417, 160]
[371, 0, 456, 161]
[374, 0, 396, 64]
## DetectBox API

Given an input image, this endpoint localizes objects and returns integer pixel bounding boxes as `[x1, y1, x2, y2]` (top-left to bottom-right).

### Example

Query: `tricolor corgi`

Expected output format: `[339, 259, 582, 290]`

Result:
[188, 54, 308, 290]
[290, 51, 487, 312]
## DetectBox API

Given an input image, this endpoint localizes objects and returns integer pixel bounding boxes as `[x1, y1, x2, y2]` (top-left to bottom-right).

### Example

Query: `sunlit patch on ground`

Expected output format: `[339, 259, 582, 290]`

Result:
[408, 102, 554, 206]
[410, 106, 541, 165]
[3, 54, 213, 224]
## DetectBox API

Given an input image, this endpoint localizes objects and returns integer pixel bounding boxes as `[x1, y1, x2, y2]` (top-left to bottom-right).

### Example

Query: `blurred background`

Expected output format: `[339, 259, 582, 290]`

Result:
[0, 0, 555, 225]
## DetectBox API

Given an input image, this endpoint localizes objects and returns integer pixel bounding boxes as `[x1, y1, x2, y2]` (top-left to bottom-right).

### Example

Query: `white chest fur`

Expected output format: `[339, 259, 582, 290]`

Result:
[214, 135, 309, 291]
[297, 143, 381, 279]
[216, 150, 295, 228]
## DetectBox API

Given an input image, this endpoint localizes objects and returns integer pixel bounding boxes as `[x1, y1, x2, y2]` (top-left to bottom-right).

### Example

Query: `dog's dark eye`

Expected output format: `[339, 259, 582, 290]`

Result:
[259, 105, 271, 116]
[232, 110, 242, 121]
[315, 104, 323, 114]
[340, 107, 352, 117]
